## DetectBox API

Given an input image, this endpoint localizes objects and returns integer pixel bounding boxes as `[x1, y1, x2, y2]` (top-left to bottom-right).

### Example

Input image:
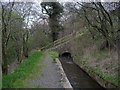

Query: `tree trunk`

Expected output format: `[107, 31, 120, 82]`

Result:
[2, 27, 8, 74]
[49, 16, 59, 42]
[16, 48, 21, 63]
[2, 47, 8, 74]
[52, 32, 58, 42]
[117, 2, 120, 85]
[23, 37, 28, 58]
[117, 30, 120, 86]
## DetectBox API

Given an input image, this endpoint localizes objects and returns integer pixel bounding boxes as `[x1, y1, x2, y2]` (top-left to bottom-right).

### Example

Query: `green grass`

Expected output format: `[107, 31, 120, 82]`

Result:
[54, 36, 71, 46]
[49, 51, 59, 64]
[49, 51, 59, 59]
[34, 85, 43, 88]
[78, 29, 89, 35]
[40, 34, 72, 50]
[2, 51, 44, 88]
[80, 58, 120, 87]
[0, 77, 1, 89]
[87, 65, 120, 87]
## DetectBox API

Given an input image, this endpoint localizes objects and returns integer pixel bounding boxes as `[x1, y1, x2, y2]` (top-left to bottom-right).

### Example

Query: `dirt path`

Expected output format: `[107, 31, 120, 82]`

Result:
[25, 53, 63, 88]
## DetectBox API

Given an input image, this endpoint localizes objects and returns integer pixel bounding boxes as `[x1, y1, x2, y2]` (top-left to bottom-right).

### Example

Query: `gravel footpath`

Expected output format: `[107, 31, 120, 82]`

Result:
[26, 54, 64, 88]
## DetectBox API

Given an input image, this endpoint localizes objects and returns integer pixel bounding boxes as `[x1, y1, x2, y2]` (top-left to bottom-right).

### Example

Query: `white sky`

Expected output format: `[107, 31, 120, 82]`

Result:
[1, 0, 120, 2]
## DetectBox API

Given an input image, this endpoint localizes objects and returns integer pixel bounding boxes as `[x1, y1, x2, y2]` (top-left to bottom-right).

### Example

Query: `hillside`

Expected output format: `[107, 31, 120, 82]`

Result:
[47, 30, 119, 88]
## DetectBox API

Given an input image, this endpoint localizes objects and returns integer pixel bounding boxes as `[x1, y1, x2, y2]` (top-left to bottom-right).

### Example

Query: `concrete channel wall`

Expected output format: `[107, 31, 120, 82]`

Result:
[56, 58, 73, 88]
[73, 59, 119, 89]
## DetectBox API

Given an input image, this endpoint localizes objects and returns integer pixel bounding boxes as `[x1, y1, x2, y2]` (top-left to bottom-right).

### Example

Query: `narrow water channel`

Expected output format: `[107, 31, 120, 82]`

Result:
[59, 52, 105, 89]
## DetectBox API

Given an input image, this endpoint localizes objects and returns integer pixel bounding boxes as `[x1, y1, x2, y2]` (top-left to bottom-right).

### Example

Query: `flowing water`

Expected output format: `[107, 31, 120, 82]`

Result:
[59, 52, 105, 89]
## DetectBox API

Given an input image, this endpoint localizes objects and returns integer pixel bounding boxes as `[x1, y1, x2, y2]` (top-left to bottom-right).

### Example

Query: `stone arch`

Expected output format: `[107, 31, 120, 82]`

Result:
[60, 51, 72, 58]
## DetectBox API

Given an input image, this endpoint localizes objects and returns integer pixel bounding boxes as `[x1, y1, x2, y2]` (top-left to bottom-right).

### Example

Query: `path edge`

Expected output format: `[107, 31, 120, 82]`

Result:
[56, 58, 73, 88]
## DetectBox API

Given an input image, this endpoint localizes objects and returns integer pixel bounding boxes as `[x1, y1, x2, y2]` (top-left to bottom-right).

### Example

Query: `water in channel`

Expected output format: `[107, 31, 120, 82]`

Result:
[59, 52, 105, 90]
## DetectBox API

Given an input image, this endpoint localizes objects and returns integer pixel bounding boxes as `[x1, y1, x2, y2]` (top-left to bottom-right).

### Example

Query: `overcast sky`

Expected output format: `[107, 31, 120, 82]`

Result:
[1, 0, 120, 2]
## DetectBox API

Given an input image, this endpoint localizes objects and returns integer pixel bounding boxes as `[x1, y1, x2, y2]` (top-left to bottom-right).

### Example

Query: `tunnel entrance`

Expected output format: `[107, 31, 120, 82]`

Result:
[60, 52, 72, 58]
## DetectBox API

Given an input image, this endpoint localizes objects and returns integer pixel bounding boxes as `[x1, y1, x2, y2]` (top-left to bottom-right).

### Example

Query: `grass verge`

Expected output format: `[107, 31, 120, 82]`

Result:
[2, 51, 44, 88]
[74, 56, 120, 87]
[49, 51, 59, 63]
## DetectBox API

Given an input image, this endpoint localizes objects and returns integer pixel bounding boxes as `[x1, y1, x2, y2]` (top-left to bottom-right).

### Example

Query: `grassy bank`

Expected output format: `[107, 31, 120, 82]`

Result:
[40, 35, 72, 50]
[3, 51, 45, 88]
[47, 31, 119, 87]
[71, 33, 119, 87]
[49, 51, 59, 63]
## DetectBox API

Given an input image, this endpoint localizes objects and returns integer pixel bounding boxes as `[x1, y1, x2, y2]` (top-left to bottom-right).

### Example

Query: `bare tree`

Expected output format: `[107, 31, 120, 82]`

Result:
[1, 2, 15, 74]
[13, 2, 34, 59]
